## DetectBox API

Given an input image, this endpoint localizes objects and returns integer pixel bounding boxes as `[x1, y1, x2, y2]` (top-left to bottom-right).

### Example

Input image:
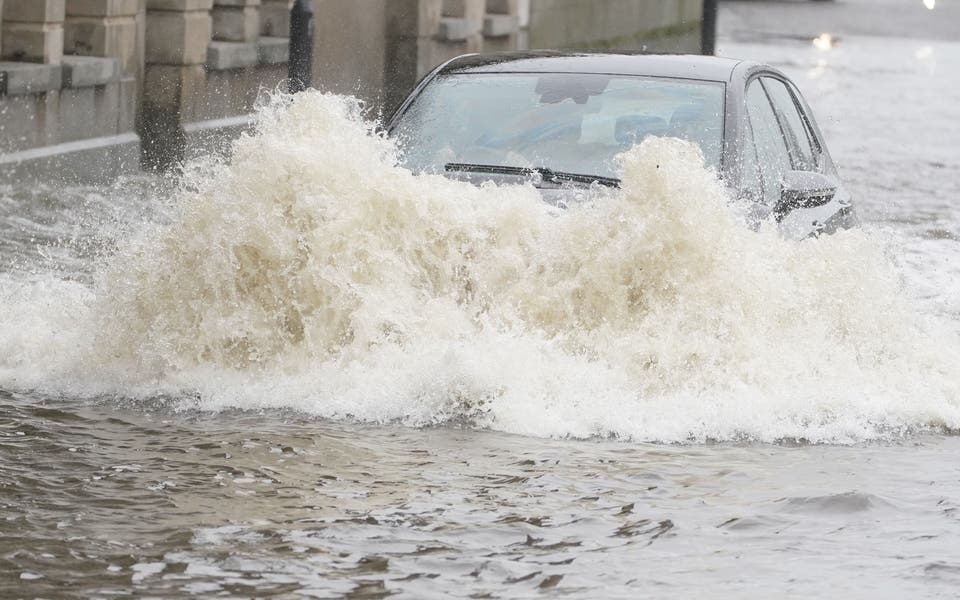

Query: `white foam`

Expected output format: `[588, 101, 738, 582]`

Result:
[2, 91, 959, 442]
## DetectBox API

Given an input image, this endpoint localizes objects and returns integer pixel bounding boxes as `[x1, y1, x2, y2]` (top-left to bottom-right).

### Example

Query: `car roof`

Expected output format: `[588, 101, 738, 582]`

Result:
[438, 51, 748, 83]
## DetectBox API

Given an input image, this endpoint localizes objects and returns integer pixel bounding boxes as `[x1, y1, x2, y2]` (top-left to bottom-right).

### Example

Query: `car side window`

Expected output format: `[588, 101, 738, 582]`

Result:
[761, 77, 818, 172]
[745, 80, 790, 206]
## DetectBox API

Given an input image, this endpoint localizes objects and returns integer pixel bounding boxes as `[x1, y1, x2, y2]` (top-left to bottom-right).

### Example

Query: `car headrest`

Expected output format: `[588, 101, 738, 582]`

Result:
[614, 115, 668, 145]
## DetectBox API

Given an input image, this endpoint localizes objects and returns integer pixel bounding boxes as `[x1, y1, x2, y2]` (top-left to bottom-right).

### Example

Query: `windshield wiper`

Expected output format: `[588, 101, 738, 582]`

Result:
[445, 163, 621, 188]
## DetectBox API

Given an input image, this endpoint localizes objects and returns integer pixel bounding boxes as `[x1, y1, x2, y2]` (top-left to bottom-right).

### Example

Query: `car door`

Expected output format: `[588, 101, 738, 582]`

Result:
[742, 75, 853, 238]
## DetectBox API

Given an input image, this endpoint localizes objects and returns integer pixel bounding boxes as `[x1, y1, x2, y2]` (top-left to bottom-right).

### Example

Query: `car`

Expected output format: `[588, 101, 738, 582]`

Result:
[387, 51, 856, 238]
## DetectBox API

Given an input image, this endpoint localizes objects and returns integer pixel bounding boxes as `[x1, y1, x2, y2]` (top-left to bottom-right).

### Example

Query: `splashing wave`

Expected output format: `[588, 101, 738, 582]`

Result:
[2, 92, 958, 442]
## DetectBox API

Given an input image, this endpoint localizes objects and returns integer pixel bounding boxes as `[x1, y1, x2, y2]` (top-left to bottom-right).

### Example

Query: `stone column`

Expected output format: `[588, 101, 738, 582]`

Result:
[144, 0, 211, 65]
[313, 0, 386, 109]
[64, 0, 140, 76]
[439, 0, 484, 52]
[211, 0, 259, 43]
[259, 0, 289, 37]
[140, 0, 212, 169]
[483, 0, 520, 52]
[2, 0, 66, 65]
[385, 0, 441, 112]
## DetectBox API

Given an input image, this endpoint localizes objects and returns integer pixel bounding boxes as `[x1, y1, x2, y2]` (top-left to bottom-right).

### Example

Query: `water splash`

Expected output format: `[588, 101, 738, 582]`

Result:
[2, 91, 959, 442]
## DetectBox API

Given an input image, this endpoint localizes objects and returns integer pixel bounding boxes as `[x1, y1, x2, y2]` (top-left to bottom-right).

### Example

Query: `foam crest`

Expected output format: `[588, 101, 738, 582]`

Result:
[2, 91, 959, 442]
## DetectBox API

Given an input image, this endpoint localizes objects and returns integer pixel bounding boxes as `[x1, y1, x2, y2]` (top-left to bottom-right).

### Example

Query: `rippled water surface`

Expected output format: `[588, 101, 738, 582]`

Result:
[3, 2, 960, 597]
[5, 394, 960, 598]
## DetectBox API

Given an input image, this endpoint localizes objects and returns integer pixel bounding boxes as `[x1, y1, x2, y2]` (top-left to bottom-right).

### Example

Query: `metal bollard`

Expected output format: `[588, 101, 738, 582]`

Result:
[701, 0, 718, 56]
[289, 0, 315, 93]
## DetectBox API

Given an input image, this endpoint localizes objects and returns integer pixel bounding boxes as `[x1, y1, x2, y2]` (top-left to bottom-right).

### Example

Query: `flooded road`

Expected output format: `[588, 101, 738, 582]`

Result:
[5, 396, 960, 598]
[720, 0, 960, 319]
[3, 1, 960, 597]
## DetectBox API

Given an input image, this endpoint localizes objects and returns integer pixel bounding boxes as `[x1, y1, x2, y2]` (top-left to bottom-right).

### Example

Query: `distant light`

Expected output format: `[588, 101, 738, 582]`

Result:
[812, 33, 834, 51]
[924, 0, 936, 9]
[915, 46, 933, 59]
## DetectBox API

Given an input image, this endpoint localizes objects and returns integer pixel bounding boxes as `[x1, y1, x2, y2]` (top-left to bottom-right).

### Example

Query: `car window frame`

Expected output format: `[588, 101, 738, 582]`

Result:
[743, 75, 794, 206]
[758, 75, 824, 173]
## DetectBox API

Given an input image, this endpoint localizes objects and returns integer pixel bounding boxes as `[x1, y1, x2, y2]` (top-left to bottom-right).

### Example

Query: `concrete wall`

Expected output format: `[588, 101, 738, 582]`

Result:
[527, 0, 703, 52]
[0, 0, 143, 180]
[312, 0, 704, 114]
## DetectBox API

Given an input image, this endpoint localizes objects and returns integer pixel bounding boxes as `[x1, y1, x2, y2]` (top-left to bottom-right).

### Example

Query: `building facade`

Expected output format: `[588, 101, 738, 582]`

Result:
[0, 0, 705, 180]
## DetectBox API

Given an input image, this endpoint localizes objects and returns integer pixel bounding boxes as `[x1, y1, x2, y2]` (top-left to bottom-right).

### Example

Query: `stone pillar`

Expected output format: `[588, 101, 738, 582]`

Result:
[483, 0, 520, 52]
[64, 0, 140, 76]
[2, 0, 66, 65]
[439, 0, 484, 52]
[145, 0, 211, 65]
[211, 0, 259, 43]
[135, 0, 147, 94]
[515, 0, 529, 49]
[313, 0, 386, 109]
[140, 0, 212, 170]
[385, 0, 441, 112]
[259, 0, 289, 37]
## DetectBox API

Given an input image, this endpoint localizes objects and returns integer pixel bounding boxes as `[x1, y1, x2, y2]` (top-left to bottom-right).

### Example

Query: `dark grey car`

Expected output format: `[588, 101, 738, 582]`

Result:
[388, 51, 856, 238]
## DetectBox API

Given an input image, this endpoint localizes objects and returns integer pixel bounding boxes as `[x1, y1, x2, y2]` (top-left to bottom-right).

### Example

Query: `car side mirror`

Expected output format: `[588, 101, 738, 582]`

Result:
[774, 170, 837, 221]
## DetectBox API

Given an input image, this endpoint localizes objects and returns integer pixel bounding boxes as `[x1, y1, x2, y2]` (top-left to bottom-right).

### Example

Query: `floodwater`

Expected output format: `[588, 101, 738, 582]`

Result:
[3, 4, 960, 599]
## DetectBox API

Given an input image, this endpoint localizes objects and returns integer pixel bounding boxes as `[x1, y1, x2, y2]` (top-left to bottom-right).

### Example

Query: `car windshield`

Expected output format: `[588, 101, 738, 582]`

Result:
[392, 72, 725, 180]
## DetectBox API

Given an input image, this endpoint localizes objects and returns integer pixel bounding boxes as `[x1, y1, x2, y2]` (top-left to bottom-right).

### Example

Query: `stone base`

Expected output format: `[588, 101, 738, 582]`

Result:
[61, 55, 119, 87]
[438, 17, 479, 43]
[483, 14, 518, 38]
[207, 40, 257, 70]
[482, 13, 519, 53]
[0, 61, 63, 94]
